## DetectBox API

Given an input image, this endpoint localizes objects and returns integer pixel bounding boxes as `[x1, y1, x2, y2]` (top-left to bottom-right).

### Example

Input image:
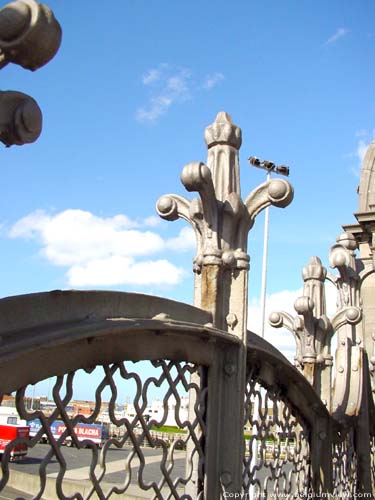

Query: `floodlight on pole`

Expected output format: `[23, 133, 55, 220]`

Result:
[248, 156, 290, 178]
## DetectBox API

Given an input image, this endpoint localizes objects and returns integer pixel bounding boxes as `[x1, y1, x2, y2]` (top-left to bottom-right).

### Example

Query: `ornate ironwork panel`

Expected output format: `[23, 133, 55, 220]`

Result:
[332, 429, 358, 497]
[243, 367, 311, 498]
[371, 435, 375, 493]
[0, 360, 206, 500]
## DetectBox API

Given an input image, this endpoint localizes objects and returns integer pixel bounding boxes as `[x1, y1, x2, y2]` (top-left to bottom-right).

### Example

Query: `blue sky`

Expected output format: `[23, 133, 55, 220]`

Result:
[1, 0, 374, 399]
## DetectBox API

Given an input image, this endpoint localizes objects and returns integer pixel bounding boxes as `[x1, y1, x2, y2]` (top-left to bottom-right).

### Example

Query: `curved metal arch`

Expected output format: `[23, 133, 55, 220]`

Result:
[0, 290, 332, 435]
[0, 289, 212, 333]
[0, 290, 225, 393]
[247, 330, 332, 431]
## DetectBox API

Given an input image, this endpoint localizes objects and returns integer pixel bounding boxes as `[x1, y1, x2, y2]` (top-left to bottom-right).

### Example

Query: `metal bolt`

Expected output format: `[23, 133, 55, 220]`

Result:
[220, 471, 232, 486]
[338, 366, 344, 373]
[319, 431, 327, 440]
[224, 363, 236, 377]
[352, 365, 358, 372]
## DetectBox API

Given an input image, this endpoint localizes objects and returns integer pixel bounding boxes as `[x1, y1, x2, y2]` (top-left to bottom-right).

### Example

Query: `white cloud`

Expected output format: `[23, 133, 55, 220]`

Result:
[142, 69, 161, 85]
[323, 27, 350, 46]
[9, 209, 195, 287]
[10, 209, 164, 266]
[166, 226, 196, 251]
[249, 282, 338, 362]
[136, 65, 225, 123]
[142, 63, 169, 85]
[136, 67, 192, 123]
[202, 72, 224, 90]
[67, 256, 184, 287]
[10, 209, 51, 239]
[167, 71, 190, 93]
[143, 215, 161, 227]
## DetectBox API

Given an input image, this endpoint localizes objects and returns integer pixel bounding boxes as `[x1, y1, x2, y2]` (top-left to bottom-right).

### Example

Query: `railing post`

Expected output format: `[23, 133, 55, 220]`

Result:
[311, 414, 333, 496]
[205, 343, 246, 497]
[355, 351, 372, 494]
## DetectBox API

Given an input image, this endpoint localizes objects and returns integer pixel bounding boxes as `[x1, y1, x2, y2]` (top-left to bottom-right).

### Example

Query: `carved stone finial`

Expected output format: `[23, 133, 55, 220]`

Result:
[302, 256, 327, 282]
[0, 90, 42, 146]
[0, 0, 62, 71]
[335, 232, 357, 251]
[329, 232, 358, 273]
[204, 111, 242, 150]
[157, 112, 293, 336]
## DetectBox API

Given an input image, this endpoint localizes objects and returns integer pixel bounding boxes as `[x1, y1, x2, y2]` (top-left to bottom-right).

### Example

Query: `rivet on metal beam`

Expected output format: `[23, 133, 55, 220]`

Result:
[220, 471, 232, 486]
[224, 363, 236, 377]
[226, 313, 238, 329]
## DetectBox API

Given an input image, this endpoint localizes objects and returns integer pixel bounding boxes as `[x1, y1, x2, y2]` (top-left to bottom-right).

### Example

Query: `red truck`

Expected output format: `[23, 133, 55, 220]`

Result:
[0, 424, 30, 460]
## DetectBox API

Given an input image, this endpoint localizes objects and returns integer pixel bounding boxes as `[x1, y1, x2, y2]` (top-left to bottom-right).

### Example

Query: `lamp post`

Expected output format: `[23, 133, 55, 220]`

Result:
[248, 157, 290, 339]
[248, 156, 290, 500]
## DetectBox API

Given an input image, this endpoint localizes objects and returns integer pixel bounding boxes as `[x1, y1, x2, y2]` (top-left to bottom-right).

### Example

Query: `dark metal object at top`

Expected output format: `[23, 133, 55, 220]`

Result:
[248, 156, 290, 177]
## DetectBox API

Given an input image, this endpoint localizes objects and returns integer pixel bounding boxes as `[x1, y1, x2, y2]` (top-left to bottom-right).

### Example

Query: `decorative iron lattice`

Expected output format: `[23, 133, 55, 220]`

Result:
[332, 429, 358, 497]
[0, 360, 206, 500]
[371, 435, 375, 493]
[243, 368, 311, 498]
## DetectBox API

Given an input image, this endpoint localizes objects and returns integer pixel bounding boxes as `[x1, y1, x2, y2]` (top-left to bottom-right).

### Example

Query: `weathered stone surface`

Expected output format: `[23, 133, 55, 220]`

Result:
[358, 139, 375, 213]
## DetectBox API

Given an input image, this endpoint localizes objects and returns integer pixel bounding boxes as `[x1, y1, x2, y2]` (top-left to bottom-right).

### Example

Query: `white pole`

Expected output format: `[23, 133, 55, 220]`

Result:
[260, 171, 271, 340]
[250, 171, 271, 500]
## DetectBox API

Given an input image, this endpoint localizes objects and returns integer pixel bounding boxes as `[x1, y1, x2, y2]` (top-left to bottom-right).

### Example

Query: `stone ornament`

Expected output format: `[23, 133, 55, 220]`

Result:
[157, 111, 294, 342]
[0, 90, 42, 146]
[0, 0, 62, 71]
[269, 233, 363, 417]
[157, 112, 294, 276]
[0, 0, 61, 146]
